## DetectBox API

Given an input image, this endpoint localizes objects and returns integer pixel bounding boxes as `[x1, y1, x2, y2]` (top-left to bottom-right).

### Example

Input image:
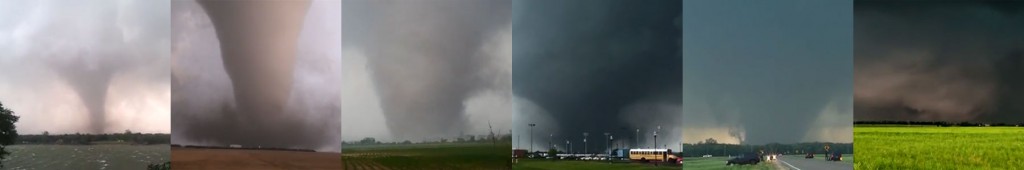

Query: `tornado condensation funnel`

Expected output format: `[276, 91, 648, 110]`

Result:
[197, 0, 310, 117]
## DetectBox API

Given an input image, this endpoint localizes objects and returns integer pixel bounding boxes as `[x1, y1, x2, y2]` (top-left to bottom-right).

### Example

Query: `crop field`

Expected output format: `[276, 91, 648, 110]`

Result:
[683, 157, 774, 170]
[172, 147, 341, 169]
[341, 143, 510, 170]
[513, 159, 679, 170]
[3, 144, 169, 170]
[854, 126, 1024, 169]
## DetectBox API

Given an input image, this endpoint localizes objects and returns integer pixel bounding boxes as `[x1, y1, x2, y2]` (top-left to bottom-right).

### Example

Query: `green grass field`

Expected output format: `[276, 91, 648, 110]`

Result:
[3, 144, 169, 169]
[342, 142, 510, 170]
[512, 159, 678, 170]
[682, 157, 774, 170]
[854, 126, 1024, 169]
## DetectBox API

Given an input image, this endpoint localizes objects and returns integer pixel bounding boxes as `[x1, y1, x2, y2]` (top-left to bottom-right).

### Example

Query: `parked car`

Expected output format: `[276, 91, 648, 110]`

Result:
[726, 153, 761, 165]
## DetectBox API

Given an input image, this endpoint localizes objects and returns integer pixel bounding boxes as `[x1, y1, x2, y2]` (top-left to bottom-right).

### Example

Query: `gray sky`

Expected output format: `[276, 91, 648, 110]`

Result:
[341, 0, 512, 142]
[0, 0, 170, 134]
[171, 0, 340, 152]
[683, 0, 853, 144]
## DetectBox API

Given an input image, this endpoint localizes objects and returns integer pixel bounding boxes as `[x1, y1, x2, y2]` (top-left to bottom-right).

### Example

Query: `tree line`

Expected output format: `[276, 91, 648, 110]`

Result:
[680, 138, 852, 157]
[15, 130, 170, 145]
[855, 121, 1024, 127]
[343, 134, 513, 145]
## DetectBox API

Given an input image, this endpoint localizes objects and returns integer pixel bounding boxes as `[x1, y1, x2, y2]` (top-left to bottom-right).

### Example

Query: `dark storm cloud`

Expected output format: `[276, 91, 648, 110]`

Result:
[342, 0, 512, 141]
[683, 0, 852, 145]
[513, 0, 681, 151]
[855, 1, 1024, 123]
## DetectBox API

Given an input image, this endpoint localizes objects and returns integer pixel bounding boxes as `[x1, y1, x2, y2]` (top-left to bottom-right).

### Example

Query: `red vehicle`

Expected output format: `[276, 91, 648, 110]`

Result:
[513, 149, 527, 158]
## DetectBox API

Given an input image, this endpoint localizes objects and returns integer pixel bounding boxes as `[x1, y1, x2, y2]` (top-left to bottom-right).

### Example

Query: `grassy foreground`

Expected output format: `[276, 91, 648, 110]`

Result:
[682, 157, 774, 170]
[4, 144, 169, 169]
[512, 159, 678, 170]
[854, 126, 1024, 169]
[342, 142, 510, 170]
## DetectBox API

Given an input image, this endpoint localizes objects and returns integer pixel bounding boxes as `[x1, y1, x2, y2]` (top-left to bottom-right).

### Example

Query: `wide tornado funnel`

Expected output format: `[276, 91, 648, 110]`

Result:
[194, 0, 307, 143]
[197, 0, 309, 123]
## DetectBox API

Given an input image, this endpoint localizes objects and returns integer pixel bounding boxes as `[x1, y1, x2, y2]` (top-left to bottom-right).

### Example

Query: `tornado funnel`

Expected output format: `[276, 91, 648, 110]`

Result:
[197, 0, 309, 121]
[54, 62, 115, 134]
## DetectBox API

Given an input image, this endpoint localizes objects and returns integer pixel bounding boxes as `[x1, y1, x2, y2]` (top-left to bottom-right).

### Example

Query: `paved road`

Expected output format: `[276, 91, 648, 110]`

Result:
[776, 155, 852, 170]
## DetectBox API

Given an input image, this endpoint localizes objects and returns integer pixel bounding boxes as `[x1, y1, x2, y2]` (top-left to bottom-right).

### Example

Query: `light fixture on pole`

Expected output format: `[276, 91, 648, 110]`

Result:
[654, 126, 660, 166]
[566, 140, 571, 154]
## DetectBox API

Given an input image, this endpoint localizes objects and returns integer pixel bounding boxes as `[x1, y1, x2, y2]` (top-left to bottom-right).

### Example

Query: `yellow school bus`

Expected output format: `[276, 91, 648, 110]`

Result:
[628, 149, 677, 163]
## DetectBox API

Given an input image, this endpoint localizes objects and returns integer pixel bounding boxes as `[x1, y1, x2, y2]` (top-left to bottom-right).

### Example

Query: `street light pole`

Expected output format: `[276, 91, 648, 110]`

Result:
[610, 135, 615, 163]
[566, 140, 570, 155]
[529, 123, 536, 152]
[654, 126, 660, 166]
[549, 134, 553, 151]
[655, 126, 660, 150]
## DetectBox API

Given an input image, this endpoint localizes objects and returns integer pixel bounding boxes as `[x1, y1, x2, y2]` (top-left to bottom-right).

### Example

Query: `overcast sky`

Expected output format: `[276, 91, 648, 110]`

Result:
[0, 0, 170, 134]
[855, 0, 1024, 123]
[341, 0, 512, 143]
[683, 0, 853, 145]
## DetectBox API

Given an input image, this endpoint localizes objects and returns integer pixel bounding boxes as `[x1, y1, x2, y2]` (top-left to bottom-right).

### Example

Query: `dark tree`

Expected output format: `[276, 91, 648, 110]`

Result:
[704, 138, 718, 145]
[0, 102, 20, 168]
